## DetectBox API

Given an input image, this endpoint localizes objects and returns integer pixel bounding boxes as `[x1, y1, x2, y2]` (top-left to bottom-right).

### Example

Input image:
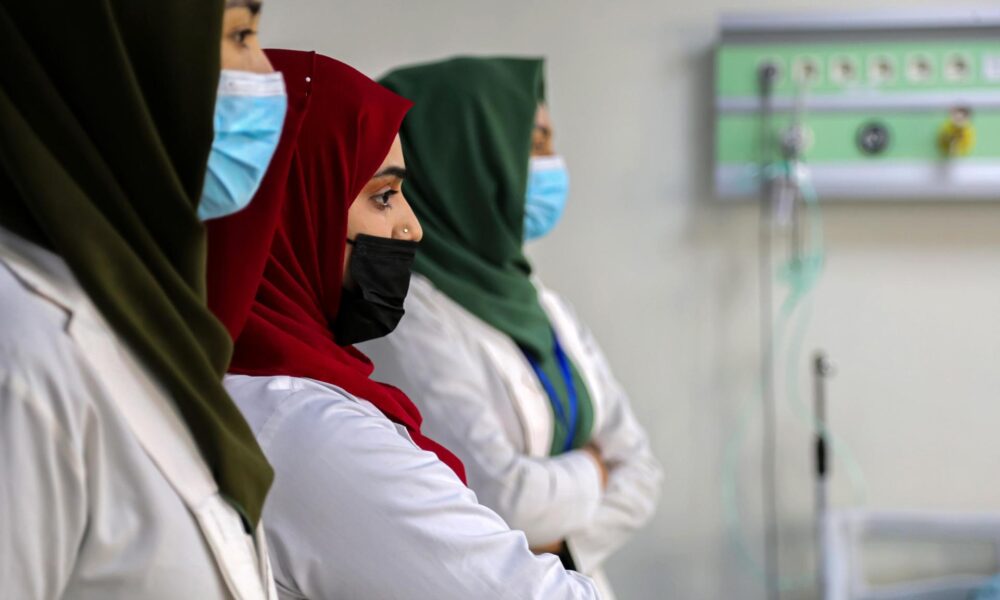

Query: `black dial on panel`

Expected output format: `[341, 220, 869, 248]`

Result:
[857, 122, 890, 156]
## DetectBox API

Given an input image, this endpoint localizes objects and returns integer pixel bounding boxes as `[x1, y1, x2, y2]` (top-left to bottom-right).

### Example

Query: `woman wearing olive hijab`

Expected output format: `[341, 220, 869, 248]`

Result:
[364, 57, 663, 599]
[0, 1, 286, 597]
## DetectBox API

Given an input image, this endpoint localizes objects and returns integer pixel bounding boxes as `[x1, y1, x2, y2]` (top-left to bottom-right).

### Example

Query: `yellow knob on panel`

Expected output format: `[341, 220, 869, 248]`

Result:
[938, 107, 976, 157]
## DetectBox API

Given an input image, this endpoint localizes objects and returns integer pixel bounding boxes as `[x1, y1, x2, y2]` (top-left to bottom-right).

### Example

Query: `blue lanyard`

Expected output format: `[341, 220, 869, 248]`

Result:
[524, 334, 579, 454]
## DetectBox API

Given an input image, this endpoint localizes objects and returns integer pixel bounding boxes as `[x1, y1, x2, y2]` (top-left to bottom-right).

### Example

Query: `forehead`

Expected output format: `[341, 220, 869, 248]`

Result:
[374, 135, 405, 173]
[385, 135, 404, 162]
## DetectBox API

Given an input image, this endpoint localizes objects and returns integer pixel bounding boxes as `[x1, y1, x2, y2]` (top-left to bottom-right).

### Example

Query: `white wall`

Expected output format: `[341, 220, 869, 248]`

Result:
[263, 2, 1000, 598]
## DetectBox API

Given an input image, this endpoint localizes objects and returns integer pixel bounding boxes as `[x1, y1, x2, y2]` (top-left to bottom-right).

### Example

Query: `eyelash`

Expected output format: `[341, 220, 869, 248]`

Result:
[372, 190, 398, 211]
[231, 28, 256, 46]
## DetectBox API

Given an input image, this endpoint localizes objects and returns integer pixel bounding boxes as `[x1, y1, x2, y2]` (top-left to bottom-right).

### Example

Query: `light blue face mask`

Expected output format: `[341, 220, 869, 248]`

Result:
[198, 69, 288, 221]
[523, 155, 570, 241]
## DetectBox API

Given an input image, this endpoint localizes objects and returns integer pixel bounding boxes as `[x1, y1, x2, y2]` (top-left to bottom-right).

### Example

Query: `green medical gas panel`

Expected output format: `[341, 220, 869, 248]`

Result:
[714, 10, 1000, 200]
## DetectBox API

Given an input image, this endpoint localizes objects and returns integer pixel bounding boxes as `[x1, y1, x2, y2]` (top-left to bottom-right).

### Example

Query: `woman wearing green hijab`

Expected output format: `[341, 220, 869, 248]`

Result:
[364, 56, 663, 599]
[0, 1, 285, 597]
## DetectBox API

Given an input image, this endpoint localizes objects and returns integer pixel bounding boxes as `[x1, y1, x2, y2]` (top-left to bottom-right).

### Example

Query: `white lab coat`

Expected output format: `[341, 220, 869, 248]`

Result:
[362, 273, 664, 600]
[0, 227, 277, 600]
[224, 373, 601, 600]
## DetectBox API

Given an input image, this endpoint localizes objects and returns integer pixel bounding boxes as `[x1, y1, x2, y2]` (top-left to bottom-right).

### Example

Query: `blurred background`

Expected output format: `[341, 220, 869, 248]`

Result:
[263, 2, 1000, 598]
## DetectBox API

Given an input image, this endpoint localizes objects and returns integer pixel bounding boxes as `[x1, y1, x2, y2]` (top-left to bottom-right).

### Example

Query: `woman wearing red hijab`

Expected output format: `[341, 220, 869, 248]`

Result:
[207, 50, 600, 600]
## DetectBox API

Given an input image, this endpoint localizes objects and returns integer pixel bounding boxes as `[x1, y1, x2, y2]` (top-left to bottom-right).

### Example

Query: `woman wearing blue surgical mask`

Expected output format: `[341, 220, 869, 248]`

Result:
[202, 1, 287, 221]
[524, 104, 572, 241]
[0, 1, 285, 598]
[363, 57, 663, 600]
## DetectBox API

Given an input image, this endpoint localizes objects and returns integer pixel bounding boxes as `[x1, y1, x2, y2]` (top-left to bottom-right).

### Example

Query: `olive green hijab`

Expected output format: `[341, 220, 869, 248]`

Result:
[0, 0, 271, 525]
[380, 57, 593, 453]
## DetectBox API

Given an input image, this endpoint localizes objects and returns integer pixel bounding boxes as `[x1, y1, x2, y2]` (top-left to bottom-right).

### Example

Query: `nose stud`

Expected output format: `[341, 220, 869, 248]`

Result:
[403, 227, 410, 234]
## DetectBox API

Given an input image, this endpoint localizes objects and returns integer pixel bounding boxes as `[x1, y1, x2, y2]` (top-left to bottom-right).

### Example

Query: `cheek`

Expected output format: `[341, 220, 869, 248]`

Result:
[221, 43, 253, 71]
[219, 42, 271, 73]
[220, 41, 238, 70]
[351, 205, 395, 238]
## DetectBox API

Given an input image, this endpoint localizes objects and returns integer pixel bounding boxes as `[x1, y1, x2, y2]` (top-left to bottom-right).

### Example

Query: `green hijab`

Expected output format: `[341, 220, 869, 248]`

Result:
[380, 57, 593, 454]
[0, 0, 271, 525]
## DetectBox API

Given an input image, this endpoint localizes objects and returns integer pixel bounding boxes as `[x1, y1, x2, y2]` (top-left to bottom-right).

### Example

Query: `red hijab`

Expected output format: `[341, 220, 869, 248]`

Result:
[208, 50, 466, 483]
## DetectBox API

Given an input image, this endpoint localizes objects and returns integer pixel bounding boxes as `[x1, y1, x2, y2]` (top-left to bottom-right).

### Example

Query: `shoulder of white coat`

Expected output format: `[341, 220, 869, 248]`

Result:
[225, 374, 404, 452]
[0, 258, 95, 458]
[396, 273, 477, 344]
[534, 283, 584, 332]
[403, 273, 456, 321]
[0, 257, 77, 367]
[237, 376, 472, 512]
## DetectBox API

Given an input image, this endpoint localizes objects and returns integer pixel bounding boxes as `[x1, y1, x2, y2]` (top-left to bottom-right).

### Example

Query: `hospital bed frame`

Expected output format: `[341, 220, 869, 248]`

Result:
[824, 509, 1000, 600]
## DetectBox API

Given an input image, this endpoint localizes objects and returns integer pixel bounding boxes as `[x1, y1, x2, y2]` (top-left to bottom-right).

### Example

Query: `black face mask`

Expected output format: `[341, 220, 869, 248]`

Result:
[333, 234, 419, 346]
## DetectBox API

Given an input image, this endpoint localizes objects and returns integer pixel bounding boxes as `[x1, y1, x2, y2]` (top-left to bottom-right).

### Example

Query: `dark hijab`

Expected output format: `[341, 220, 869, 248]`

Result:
[0, 0, 272, 525]
[380, 57, 594, 453]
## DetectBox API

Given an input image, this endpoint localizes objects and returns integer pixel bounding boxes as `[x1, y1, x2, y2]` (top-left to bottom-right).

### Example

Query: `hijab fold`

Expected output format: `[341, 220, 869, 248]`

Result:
[0, 0, 272, 525]
[380, 57, 594, 454]
[210, 50, 466, 482]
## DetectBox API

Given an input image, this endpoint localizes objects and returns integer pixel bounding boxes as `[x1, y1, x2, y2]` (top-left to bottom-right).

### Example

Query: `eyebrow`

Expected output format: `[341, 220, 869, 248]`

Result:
[534, 124, 552, 136]
[372, 166, 407, 181]
[226, 0, 262, 15]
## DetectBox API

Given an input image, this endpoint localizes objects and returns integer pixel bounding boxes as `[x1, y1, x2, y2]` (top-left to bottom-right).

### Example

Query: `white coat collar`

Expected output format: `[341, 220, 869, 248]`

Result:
[0, 225, 277, 600]
[0, 226, 222, 504]
[0, 226, 89, 323]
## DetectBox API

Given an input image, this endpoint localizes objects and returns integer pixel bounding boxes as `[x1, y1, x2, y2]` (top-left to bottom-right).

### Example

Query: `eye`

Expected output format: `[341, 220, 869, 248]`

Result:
[371, 189, 398, 211]
[230, 28, 256, 47]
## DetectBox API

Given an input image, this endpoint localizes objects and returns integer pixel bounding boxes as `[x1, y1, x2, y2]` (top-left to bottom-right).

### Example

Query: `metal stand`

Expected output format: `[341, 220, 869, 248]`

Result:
[813, 352, 835, 600]
[758, 62, 781, 600]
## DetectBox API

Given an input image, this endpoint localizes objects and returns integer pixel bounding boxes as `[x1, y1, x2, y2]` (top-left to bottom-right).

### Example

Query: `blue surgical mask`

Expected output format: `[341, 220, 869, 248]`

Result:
[198, 70, 288, 221]
[523, 155, 570, 241]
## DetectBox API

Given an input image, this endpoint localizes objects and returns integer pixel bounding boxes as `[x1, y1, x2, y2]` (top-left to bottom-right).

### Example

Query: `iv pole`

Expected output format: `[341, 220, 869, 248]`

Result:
[757, 63, 810, 600]
[757, 61, 781, 600]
